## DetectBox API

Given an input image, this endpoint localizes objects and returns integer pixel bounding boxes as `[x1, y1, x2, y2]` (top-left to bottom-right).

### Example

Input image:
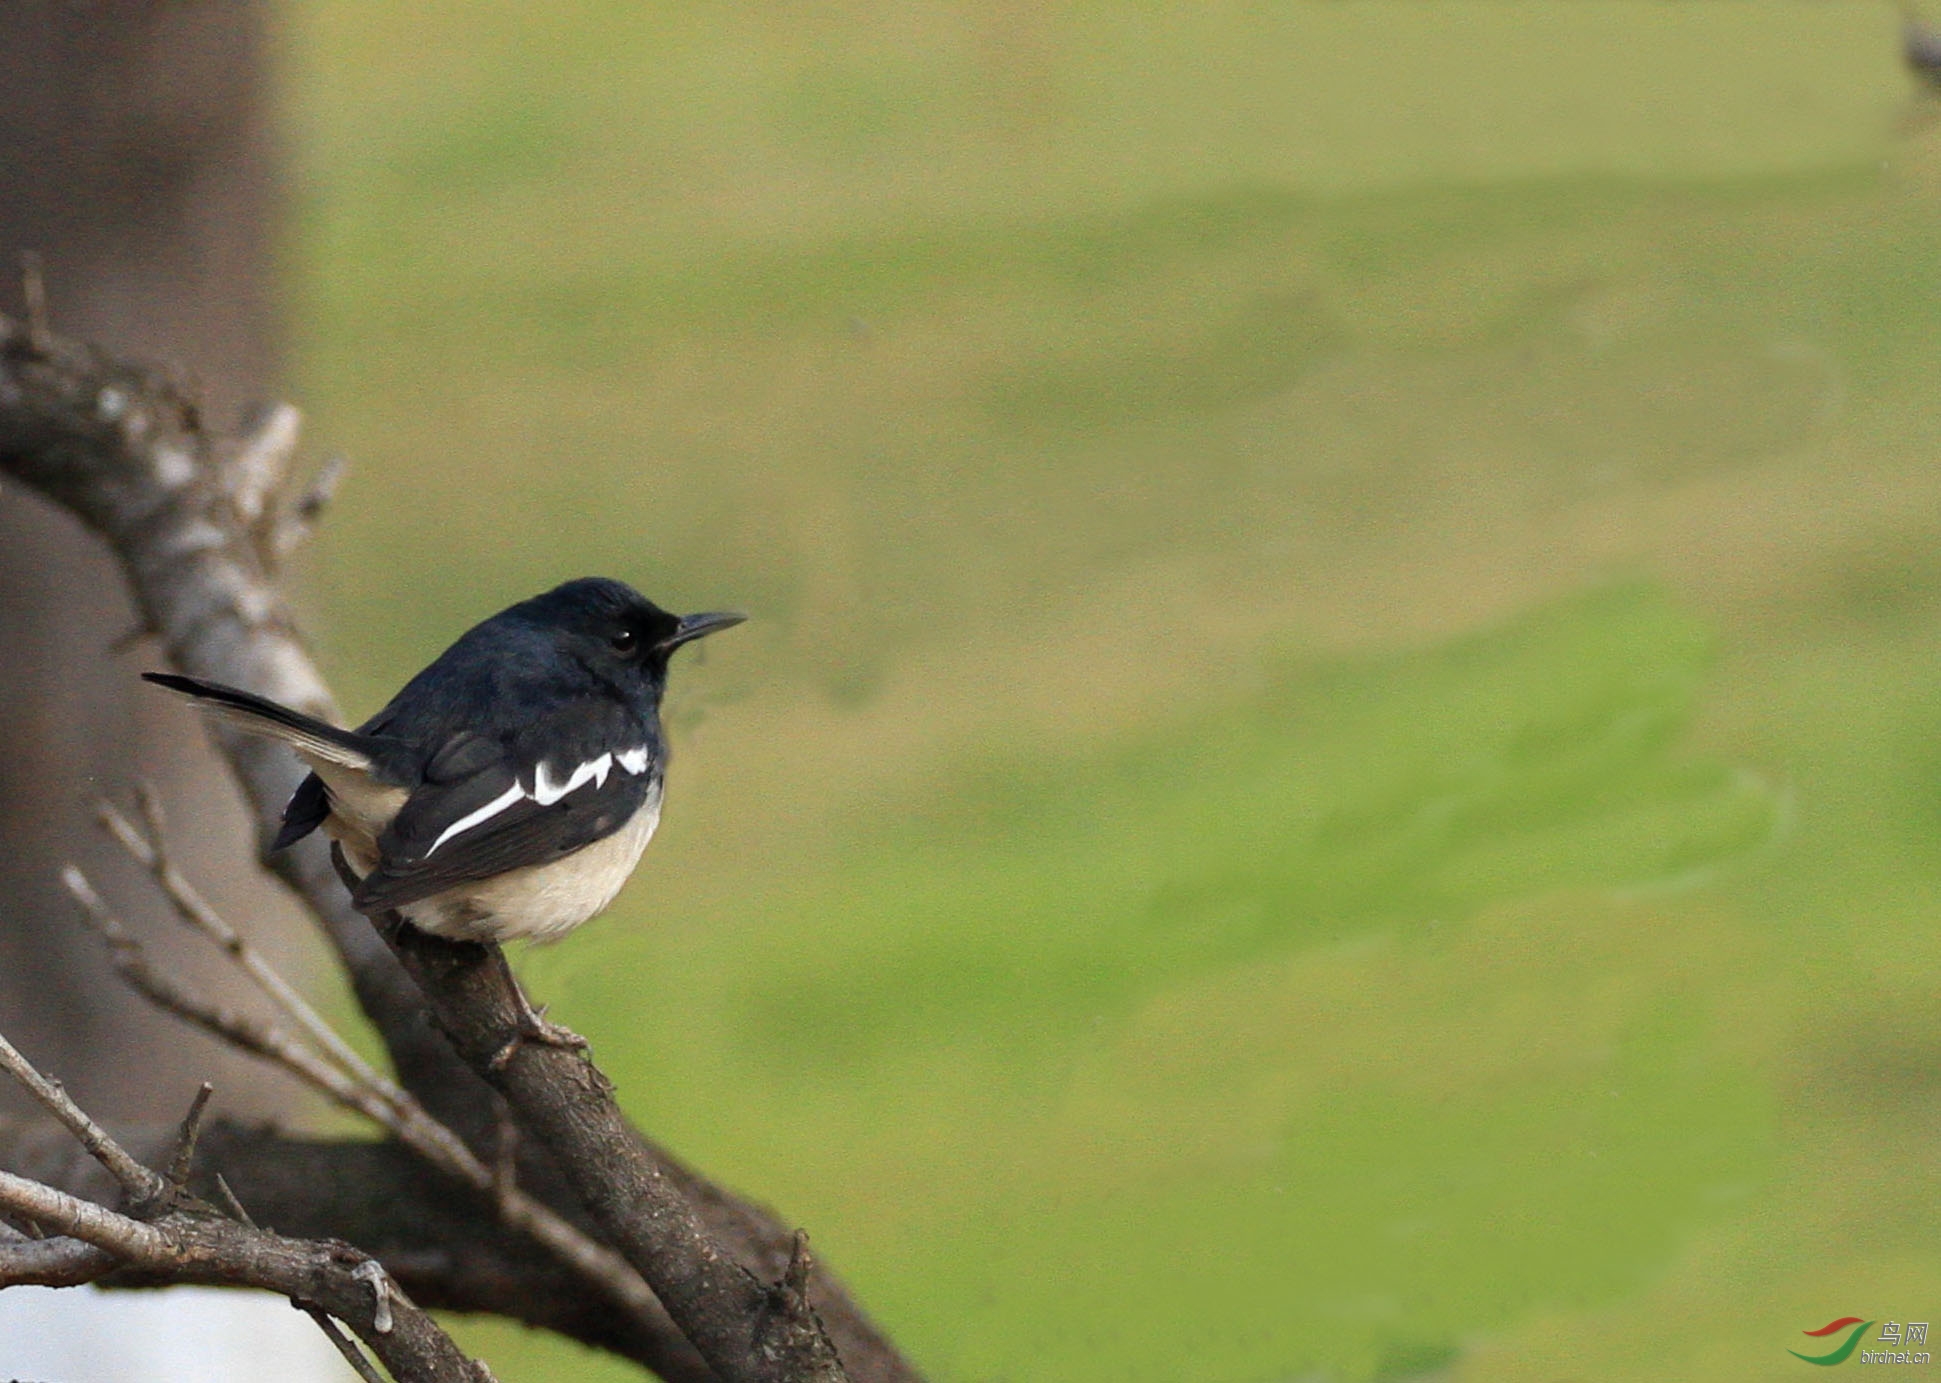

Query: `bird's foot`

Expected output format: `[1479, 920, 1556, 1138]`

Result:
[487, 996, 590, 1073]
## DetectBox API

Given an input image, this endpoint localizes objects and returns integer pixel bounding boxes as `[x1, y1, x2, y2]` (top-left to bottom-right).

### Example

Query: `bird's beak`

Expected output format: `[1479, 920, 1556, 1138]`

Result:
[661, 610, 746, 652]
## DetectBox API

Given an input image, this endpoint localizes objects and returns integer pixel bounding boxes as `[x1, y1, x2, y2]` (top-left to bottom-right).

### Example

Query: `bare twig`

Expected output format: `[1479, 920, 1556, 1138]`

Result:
[213, 1173, 255, 1228]
[62, 863, 358, 1099]
[273, 452, 347, 560]
[166, 1082, 215, 1191]
[0, 1034, 490, 1383]
[0, 1115, 711, 1378]
[0, 308, 918, 1381]
[784, 1230, 814, 1306]
[225, 400, 300, 530]
[62, 860, 665, 1326]
[300, 1302, 390, 1383]
[0, 1029, 161, 1204]
[101, 789, 406, 1115]
[0, 1170, 166, 1256]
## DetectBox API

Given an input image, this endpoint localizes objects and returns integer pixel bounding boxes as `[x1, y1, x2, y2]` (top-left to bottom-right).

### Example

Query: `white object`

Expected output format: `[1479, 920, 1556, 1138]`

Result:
[0, 1285, 352, 1382]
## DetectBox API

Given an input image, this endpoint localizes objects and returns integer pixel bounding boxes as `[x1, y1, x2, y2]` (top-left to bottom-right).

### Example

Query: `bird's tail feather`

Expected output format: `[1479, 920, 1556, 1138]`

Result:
[141, 672, 379, 771]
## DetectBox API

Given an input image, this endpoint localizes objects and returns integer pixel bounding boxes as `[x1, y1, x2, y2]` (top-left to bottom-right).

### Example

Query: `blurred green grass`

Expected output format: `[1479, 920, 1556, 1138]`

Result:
[280, 2, 1941, 1379]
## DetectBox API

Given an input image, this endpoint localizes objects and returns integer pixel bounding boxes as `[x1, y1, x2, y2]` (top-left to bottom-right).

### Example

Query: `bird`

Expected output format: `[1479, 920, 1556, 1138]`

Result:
[144, 577, 744, 947]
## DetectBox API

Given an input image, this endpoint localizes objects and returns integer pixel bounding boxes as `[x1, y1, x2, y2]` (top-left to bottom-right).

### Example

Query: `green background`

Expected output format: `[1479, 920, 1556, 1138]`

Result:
[278, 3, 1941, 1378]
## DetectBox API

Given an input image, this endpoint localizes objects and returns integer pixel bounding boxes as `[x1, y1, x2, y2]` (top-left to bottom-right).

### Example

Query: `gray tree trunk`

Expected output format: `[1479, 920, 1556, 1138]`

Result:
[0, 0, 292, 1124]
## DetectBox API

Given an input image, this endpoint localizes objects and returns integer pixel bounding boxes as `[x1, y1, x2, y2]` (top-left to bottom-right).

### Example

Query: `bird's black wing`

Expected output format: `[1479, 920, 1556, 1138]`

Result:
[351, 705, 657, 915]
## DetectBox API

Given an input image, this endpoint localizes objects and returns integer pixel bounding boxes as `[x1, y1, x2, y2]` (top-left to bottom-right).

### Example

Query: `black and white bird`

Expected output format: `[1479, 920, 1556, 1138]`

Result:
[145, 577, 743, 945]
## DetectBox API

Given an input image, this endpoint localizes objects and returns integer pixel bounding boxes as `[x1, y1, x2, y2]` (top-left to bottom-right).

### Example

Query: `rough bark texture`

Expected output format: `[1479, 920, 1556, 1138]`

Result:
[0, 1116, 712, 1380]
[0, 1166, 489, 1383]
[0, 1030, 490, 1382]
[375, 920, 850, 1383]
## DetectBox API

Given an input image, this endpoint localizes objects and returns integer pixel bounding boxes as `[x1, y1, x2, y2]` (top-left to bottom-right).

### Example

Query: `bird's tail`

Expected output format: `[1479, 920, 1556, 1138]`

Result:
[141, 672, 382, 771]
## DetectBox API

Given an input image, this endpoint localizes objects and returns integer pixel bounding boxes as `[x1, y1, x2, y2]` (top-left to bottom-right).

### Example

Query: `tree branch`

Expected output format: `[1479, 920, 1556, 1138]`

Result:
[104, 784, 407, 1118]
[0, 1232, 119, 1289]
[371, 910, 849, 1381]
[0, 312, 920, 1380]
[0, 1036, 491, 1383]
[0, 1114, 713, 1380]
[0, 309, 438, 1093]
[63, 853, 670, 1333]
[0, 1029, 160, 1205]
[0, 1167, 491, 1383]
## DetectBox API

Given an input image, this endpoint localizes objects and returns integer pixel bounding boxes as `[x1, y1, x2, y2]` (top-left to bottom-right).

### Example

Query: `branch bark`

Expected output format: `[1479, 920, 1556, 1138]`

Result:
[0, 313, 920, 1382]
[0, 1035, 490, 1383]
[70, 803, 673, 1332]
[0, 1114, 712, 1378]
[371, 915, 848, 1381]
[0, 1167, 491, 1382]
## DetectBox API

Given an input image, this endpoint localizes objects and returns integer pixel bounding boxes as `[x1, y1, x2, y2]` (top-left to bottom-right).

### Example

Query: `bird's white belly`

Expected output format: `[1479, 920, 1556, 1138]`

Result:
[404, 791, 662, 944]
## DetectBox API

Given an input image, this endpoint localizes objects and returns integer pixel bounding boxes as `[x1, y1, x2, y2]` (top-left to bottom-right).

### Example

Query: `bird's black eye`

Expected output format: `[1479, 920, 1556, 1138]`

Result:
[610, 628, 638, 655]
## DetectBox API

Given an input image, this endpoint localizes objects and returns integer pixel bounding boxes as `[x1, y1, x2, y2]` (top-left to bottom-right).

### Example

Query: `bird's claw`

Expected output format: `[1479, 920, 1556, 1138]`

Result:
[487, 999, 590, 1073]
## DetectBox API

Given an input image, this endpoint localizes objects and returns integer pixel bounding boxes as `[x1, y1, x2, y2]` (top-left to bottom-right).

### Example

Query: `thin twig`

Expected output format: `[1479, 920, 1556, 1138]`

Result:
[784, 1230, 814, 1305]
[63, 864, 364, 1100]
[273, 453, 347, 560]
[101, 791, 409, 1115]
[65, 865, 441, 1150]
[225, 400, 301, 528]
[62, 861, 663, 1322]
[0, 1037, 490, 1383]
[300, 1303, 389, 1383]
[0, 1025, 161, 1204]
[213, 1174, 255, 1228]
[166, 1082, 216, 1191]
[0, 1168, 168, 1256]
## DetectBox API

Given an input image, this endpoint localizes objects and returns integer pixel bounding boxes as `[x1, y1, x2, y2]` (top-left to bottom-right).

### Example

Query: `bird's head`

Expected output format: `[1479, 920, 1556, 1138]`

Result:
[520, 577, 745, 682]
